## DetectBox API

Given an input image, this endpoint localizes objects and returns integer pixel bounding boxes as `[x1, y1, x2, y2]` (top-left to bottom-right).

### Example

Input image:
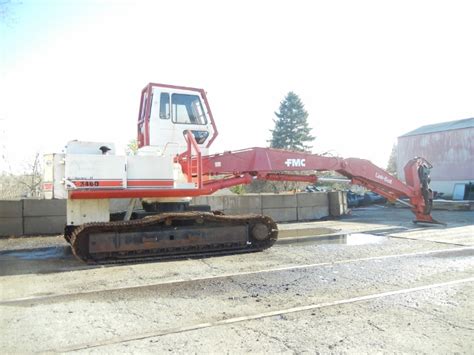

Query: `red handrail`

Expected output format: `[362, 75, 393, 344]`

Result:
[178, 130, 203, 189]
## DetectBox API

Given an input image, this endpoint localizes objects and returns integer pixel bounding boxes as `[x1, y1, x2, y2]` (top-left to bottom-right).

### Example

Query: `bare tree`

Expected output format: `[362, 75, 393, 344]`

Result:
[0, 153, 43, 200]
[18, 153, 43, 198]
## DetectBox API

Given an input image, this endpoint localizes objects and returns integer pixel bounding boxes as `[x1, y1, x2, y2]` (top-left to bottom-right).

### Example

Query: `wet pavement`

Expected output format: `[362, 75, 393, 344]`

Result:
[0, 246, 89, 276]
[0, 206, 473, 353]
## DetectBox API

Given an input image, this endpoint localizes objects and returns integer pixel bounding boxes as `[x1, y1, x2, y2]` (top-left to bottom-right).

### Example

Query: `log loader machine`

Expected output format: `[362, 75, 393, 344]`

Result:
[43, 83, 439, 264]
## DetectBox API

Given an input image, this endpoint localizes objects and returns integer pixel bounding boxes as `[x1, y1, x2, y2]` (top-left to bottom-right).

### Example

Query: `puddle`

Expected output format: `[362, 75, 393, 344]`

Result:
[324, 233, 388, 245]
[0, 246, 72, 260]
[282, 233, 389, 246]
[279, 227, 340, 238]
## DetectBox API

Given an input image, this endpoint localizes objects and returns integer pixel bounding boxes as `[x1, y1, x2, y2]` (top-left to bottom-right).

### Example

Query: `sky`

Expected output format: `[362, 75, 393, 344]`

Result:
[1, 0, 473, 174]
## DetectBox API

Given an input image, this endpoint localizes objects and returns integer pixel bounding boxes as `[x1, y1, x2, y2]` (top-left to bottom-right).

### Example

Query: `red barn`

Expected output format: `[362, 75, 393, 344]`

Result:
[397, 118, 474, 200]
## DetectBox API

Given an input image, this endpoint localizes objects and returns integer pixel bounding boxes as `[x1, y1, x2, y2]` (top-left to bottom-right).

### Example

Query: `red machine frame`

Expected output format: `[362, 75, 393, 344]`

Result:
[71, 131, 436, 223]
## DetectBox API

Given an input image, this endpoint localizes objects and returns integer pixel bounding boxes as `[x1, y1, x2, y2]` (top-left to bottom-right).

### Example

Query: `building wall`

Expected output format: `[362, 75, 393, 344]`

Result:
[397, 127, 474, 197]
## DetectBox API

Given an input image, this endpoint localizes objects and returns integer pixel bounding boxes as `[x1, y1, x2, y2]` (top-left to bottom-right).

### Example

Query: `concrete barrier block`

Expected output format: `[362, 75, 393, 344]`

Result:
[0, 218, 23, 236]
[223, 195, 261, 212]
[206, 196, 225, 210]
[262, 208, 297, 222]
[24, 216, 66, 235]
[23, 199, 66, 217]
[298, 206, 329, 221]
[296, 192, 329, 207]
[192, 196, 209, 206]
[328, 191, 348, 217]
[0, 200, 23, 218]
[261, 194, 297, 209]
[223, 208, 262, 216]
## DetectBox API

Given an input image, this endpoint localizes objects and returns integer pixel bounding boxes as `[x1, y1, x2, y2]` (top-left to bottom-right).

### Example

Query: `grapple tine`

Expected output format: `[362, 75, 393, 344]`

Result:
[413, 218, 447, 226]
[413, 212, 446, 226]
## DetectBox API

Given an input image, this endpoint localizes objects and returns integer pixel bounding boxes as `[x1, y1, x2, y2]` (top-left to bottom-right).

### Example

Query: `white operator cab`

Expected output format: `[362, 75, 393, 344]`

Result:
[43, 84, 219, 228]
[137, 83, 217, 157]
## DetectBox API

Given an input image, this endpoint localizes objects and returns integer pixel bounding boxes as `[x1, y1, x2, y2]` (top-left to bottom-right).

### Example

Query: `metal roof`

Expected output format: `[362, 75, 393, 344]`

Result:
[399, 117, 474, 137]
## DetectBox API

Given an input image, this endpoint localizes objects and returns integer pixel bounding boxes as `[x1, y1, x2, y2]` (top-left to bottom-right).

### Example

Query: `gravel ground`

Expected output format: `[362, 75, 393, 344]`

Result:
[0, 206, 473, 353]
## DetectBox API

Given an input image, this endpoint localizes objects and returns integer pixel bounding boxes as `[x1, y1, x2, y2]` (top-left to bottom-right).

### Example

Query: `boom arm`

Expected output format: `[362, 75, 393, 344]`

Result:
[179, 141, 437, 224]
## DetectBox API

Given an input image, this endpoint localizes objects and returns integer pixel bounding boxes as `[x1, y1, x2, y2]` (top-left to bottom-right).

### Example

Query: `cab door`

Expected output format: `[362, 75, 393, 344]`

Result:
[148, 87, 213, 156]
[137, 88, 151, 147]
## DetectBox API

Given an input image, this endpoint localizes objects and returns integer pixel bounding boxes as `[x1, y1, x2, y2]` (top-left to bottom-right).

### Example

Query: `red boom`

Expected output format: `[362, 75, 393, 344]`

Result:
[178, 143, 437, 224]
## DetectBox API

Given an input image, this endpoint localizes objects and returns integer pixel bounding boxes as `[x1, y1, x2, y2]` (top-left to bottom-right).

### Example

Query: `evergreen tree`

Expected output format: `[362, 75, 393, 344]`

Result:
[386, 143, 398, 176]
[269, 92, 314, 151]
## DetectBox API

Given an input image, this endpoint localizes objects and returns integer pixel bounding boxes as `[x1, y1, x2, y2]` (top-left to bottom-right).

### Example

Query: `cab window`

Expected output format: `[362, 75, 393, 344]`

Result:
[159, 93, 170, 119]
[171, 94, 207, 125]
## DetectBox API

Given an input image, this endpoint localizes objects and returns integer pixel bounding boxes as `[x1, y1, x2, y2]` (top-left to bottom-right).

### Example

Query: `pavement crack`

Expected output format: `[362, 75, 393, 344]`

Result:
[367, 320, 385, 331]
[245, 325, 296, 353]
[200, 259, 218, 271]
[401, 305, 474, 331]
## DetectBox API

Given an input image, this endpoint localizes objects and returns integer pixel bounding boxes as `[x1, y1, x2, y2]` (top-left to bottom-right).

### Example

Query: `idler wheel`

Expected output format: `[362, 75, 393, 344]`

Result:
[251, 223, 271, 241]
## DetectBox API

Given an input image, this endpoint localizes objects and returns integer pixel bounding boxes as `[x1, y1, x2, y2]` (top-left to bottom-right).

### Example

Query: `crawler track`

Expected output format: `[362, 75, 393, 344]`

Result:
[69, 212, 278, 264]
